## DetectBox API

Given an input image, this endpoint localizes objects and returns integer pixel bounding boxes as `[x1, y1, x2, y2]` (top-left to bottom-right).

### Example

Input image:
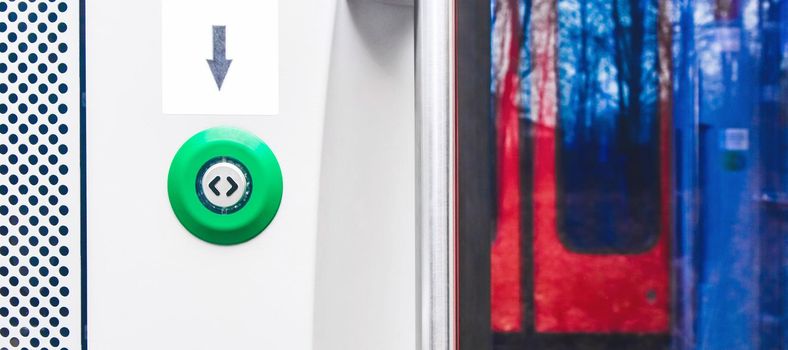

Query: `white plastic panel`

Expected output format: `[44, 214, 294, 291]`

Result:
[314, 1, 415, 350]
[85, 0, 335, 349]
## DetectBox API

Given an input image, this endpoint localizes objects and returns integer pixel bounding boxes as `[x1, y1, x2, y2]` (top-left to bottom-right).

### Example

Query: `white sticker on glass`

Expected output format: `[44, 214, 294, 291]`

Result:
[723, 128, 750, 151]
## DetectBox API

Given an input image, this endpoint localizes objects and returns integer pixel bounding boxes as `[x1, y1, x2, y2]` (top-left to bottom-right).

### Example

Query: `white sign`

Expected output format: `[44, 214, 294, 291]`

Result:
[162, 0, 279, 115]
[723, 128, 749, 151]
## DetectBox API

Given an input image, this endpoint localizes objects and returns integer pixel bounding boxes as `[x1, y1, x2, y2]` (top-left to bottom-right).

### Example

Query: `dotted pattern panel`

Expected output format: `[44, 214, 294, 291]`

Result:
[0, 1, 81, 349]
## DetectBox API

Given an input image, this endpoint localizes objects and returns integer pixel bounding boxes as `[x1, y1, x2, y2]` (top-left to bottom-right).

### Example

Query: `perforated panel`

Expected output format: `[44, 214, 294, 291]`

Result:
[0, 1, 82, 349]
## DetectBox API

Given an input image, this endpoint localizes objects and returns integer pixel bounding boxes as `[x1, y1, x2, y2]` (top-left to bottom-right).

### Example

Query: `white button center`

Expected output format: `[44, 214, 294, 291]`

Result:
[200, 161, 248, 209]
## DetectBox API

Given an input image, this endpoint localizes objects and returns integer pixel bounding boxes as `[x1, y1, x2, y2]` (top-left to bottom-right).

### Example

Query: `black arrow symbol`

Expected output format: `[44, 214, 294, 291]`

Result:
[226, 176, 239, 197]
[208, 176, 221, 196]
[207, 25, 232, 90]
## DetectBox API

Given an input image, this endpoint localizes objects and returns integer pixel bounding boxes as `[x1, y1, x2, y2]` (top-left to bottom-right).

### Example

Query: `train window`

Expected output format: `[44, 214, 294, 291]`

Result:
[455, 0, 788, 348]
[553, 0, 663, 254]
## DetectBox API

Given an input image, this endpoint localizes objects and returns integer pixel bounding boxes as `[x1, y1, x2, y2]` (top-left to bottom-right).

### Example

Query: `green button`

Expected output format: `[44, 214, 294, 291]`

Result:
[168, 127, 283, 245]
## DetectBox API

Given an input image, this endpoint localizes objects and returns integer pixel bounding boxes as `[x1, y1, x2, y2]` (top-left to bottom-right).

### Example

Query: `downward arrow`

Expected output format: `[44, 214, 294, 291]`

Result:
[207, 25, 232, 90]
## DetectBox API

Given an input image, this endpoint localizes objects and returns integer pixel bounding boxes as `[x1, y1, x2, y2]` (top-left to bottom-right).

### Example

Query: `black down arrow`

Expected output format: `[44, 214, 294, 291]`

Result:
[207, 25, 232, 90]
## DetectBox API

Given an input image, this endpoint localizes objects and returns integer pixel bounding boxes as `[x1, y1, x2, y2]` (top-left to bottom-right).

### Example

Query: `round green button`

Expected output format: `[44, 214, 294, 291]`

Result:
[168, 127, 283, 245]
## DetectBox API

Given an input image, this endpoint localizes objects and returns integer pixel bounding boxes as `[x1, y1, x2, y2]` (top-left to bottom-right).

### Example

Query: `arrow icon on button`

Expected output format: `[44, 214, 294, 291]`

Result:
[208, 176, 222, 196]
[207, 25, 232, 90]
[226, 176, 239, 196]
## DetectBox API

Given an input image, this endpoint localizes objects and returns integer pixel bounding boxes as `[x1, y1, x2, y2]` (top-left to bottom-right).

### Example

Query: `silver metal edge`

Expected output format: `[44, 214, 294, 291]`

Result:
[416, 0, 454, 349]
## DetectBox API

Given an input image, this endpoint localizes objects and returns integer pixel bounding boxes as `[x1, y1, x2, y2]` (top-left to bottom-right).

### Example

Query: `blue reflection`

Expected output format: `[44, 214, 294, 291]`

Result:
[674, 0, 788, 348]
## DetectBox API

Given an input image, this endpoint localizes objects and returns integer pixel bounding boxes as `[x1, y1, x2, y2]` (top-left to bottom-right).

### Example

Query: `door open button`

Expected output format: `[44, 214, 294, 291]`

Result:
[197, 157, 252, 214]
[168, 127, 282, 244]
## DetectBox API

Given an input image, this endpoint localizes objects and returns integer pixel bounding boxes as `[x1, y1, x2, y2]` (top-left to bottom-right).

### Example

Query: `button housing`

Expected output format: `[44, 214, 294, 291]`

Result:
[168, 127, 283, 245]
[197, 157, 252, 214]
